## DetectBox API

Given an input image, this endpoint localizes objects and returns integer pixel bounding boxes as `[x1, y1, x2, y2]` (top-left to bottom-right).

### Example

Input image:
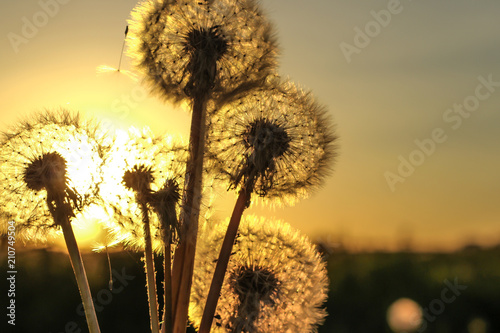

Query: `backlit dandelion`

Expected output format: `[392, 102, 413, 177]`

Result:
[99, 127, 189, 333]
[0, 109, 104, 333]
[100, 127, 187, 252]
[127, 2, 277, 326]
[127, 0, 278, 103]
[199, 79, 336, 332]
[387, 298, 423, 333]
[0, 110, 104, 242]
[191, 215, 329, 332]
[207, 78, 337, 206]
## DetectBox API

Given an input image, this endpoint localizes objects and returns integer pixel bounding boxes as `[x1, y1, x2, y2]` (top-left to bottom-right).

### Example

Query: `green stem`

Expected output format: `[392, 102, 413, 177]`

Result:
[141, 200, 160, 333]
[59, 215, 101, 333]
[198, 189, 249, 333]
[172, 93, 208, 333]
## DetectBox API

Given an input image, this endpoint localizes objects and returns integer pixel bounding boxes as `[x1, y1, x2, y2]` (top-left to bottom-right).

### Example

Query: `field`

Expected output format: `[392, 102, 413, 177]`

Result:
[2, 241, 499, 333]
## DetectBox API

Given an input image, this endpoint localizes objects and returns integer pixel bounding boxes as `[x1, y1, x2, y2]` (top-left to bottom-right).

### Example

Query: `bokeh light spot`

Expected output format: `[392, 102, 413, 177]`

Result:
[387, 298, 422, 333]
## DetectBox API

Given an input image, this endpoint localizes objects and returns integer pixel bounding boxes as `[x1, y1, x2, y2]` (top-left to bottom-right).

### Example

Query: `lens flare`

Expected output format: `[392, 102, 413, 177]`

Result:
[387, 298, 422, 333]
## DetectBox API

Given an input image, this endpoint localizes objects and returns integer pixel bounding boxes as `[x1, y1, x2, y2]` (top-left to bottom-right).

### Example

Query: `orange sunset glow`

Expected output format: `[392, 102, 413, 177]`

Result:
[1, 0, 499, 253]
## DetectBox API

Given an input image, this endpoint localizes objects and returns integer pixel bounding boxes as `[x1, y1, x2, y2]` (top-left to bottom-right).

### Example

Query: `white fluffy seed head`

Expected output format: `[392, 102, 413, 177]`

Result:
[206, 78, 338, 206]
[0, 109, 105, 242]
[191, 215, 329, 332]
[127, 0, 278, 103]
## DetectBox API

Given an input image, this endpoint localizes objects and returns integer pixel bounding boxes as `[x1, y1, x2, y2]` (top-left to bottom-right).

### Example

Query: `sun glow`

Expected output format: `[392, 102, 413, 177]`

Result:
[37, 125, 107, 249]
[55, 127, 108, 249]
[99, 127, 183, 200]
[61, 129, 137, 250]
[70, 205, 111, 249]
[62, 130, 104, 197]
[0, 111, 108, 244]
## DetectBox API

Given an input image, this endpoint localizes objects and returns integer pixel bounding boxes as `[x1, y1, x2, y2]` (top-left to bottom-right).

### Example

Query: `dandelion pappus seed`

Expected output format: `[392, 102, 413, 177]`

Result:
[98, 127, 212, 253]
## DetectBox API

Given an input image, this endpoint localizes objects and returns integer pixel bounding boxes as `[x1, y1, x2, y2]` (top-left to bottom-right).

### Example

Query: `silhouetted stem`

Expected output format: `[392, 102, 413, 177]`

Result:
[141, 200, 160, 333]
[198, 189, 249, 333]
[172, 93, 208, 333]
[161, 239, 173, 333]
[59, 215, 101, 333]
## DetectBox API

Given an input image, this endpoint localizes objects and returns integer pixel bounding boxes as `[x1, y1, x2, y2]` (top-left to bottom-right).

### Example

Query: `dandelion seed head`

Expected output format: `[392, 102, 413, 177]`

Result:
[232, 265, 279, 304]
[185, 26, 229, 60]
[191, 215, 329, 332]
[0, 110, 105, 242]
[122, 164, 155, 193]
[206, 78, 337, 205]
[229, 264, 280, 332]
[127, 0, 278, 103]
[149, 178, 182, 241]
[23, 152, 68, 192]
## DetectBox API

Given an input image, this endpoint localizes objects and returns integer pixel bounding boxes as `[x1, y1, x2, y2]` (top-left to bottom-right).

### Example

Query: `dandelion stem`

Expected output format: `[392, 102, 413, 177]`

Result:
[59, 215, 101, 333]
[161, 238, 173, 333]
[171, 93, 208, 333]
[141, 200, 160, 333]
[199, 188, 250, 333]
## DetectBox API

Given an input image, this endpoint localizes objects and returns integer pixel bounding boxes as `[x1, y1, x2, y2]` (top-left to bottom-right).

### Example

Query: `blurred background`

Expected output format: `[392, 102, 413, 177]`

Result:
[1, 0, 499, 332]
[1, 242, 499, 332]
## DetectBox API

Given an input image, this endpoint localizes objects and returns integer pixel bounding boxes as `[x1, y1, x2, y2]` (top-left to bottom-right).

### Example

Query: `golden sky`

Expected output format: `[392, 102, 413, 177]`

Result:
[1, 0, 499, 252]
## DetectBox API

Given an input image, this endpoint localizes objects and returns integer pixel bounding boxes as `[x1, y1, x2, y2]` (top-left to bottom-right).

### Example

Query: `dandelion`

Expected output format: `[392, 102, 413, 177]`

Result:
[127, 2, 276, 327]
[207, 78, 337, 206]
[0, 110, 105, 241]
[199, 78, 336, 331]
[0, 109, 104, 333]
[191, 216, 329, 333]
[100, 127, 189, 333]
[127, 0, 278, 103]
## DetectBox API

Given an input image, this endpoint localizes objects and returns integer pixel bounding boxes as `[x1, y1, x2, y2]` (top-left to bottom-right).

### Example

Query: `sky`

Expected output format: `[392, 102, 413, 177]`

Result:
[0, 0, 499, 252]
